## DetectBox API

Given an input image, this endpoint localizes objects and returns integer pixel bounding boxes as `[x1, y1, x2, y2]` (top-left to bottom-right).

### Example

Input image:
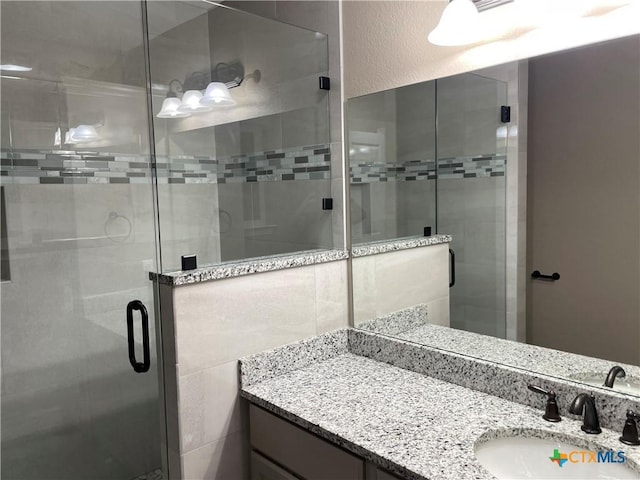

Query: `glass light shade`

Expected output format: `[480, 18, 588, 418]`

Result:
[71, 125, 99, 142]
[177, 90, 212, 113]
[428, 0, 481, 46]
[157, 97, 191, 118]
[200, 82, 236, 107]
[65, 128, 76, 144]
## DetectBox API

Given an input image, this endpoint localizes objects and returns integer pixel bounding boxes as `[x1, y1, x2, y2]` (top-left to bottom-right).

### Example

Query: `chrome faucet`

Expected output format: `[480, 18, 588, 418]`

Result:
[604, 366, 626, 388]
[569, 393, 601, 434]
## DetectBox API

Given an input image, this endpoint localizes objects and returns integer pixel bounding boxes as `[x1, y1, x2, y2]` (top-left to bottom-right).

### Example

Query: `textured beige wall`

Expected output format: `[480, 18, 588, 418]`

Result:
[343, 0, 640, 99]
[526, 36, 640, 365]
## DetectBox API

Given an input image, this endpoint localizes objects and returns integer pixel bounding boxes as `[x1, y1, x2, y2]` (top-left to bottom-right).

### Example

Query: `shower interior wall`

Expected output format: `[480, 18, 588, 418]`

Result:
[148, 3, 334, 271]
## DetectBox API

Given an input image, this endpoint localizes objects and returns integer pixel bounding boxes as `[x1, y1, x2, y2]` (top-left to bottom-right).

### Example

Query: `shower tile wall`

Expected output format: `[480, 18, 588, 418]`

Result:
[159, 259, 349, 479]
[348, 82, 437, 244]
[0, 181, 162, 479]
[437, 73, 507, 338]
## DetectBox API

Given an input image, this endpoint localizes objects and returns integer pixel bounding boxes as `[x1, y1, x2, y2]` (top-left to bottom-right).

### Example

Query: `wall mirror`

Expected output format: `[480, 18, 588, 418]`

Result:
[348, 33, 640, 398]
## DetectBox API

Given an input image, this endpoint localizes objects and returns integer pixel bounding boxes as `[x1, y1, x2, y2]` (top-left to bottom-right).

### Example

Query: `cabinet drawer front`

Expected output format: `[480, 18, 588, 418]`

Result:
[251, 451, 301, 480]
[250, 405, 364, 480]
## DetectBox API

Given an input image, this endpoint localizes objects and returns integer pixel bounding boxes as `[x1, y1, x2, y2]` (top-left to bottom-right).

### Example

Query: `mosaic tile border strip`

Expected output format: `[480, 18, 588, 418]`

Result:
[438, 153, 506, 179]
[0, 144, 331, 185]
[349, 153, 506, 184]
[350, 159, 436, 184]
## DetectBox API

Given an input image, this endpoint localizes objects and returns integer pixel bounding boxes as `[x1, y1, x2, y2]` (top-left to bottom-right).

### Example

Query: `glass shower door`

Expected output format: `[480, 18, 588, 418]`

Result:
[1, 2, 164, 479]
[436, 73, 508, 338]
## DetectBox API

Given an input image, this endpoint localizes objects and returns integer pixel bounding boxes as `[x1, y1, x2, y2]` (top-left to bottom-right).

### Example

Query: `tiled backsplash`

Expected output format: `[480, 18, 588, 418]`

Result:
[0, 144, 331, 185]
[350, 153, 505, 184]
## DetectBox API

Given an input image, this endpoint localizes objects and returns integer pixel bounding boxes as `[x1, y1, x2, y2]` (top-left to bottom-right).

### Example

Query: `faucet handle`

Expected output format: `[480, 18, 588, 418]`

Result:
[527, 384, 561, 422]
[620, 410, 640, 446]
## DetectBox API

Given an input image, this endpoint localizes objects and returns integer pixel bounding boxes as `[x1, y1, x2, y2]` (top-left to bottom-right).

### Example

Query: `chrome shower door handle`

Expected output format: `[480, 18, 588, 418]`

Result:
[126, 300, 151, 373]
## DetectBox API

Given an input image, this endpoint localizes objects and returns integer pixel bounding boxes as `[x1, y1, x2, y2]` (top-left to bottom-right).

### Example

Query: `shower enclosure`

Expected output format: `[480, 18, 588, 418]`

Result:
[0, 2, 331, 479]
[348, 72, 507, 338]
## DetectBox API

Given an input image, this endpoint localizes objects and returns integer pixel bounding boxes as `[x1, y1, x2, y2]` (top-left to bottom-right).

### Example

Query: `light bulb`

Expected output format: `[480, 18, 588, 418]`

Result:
[177, 90, 212, 113]
[157, 97, 191, 118]
[200, 82, 236, 107]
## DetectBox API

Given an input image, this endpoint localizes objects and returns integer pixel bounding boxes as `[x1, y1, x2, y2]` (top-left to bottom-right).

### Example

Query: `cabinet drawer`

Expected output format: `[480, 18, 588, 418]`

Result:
[250, 404, 364, 480]
[251, 451, 301, 480]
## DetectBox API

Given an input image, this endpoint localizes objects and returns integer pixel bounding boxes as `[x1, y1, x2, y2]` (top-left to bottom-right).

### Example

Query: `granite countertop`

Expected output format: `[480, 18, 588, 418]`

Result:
[352, 234, 451, 258]
[150, 248, 348, 286]
[241, 351, 640, 480]
[393, 322, 640, 394]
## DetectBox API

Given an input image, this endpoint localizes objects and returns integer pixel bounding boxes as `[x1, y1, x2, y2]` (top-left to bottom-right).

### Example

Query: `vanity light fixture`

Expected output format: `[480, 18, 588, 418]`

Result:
[57, 124, 102, 145]
[71, 125, 100, 142]
[176, 90, 213, 114]
[428, 0, 514, 46]
[200, 82, 236, 107]
[156, 62, 259, 118]
[157, 97, 191, 118]
[65, 128, 77, 145]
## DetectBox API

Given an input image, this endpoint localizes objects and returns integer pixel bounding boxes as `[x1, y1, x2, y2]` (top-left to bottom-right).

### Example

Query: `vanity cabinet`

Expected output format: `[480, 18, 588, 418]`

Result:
[249, 404, 403, 480]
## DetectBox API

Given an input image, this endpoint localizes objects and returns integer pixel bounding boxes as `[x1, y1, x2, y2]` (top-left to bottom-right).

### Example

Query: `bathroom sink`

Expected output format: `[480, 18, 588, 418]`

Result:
[475, 433, 639, 479]
[568, 373, 640, 396]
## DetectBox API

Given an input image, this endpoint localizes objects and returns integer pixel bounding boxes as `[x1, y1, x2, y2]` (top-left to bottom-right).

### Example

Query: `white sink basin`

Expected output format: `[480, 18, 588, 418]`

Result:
[568, 373, 640, 396]
[475, 433, 639, 479]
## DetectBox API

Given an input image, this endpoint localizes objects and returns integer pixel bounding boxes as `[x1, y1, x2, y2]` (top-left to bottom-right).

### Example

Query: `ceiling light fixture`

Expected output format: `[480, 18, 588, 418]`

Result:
[428, 0, 514, 46]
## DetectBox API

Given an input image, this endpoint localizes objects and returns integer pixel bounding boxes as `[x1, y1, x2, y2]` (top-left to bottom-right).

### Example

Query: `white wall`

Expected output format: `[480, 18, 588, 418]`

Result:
[159, 259, 349, 479]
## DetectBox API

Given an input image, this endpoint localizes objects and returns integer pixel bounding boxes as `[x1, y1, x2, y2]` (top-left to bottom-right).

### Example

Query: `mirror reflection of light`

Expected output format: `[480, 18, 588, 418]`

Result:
[0, 64, 31, 72]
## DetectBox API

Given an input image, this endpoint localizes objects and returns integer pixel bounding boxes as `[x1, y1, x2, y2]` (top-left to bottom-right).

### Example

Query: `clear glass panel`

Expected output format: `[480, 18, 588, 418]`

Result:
[348, 81, 437, 244]
[1, 2, 164, 479]
[147, 2, 332, 270]
[436, 73, 508, 339]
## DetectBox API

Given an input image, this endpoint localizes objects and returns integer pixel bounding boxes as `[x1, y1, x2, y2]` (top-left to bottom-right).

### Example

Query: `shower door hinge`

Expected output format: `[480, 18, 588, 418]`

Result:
[322, 198, 333, 210]
[319, 76, 331, 90]
[501, 105, 511, 123]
